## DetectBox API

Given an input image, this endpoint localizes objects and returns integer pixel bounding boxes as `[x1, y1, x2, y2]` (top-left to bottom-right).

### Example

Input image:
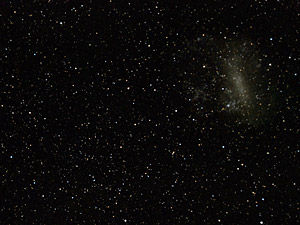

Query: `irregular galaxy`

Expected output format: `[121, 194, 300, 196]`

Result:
[181, 38, 275, 126]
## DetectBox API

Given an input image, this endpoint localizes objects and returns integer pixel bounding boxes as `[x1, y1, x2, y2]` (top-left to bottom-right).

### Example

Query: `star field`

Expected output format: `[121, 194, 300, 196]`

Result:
[1, 1, 300, 224]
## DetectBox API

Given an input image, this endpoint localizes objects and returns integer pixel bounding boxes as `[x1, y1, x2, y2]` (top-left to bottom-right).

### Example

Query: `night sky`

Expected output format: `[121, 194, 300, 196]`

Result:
[1, 1, 300, 224]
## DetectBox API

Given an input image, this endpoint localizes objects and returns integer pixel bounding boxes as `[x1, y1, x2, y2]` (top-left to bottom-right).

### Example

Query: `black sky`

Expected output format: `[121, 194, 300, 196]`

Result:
[1, 1, 300, 224]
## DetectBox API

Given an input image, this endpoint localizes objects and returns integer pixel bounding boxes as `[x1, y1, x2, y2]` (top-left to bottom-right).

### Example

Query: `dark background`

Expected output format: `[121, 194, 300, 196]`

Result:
[1, 1, 300, 224]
